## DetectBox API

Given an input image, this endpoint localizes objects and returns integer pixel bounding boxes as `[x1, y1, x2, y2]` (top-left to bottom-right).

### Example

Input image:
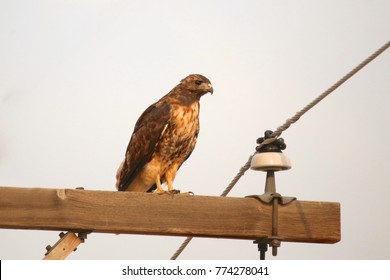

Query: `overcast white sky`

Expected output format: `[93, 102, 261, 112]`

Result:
[1, 0, 390, 260]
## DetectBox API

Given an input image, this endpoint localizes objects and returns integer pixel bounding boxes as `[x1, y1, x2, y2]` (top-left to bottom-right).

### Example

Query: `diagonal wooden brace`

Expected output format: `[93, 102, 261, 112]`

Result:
[43, 231, 82, 260]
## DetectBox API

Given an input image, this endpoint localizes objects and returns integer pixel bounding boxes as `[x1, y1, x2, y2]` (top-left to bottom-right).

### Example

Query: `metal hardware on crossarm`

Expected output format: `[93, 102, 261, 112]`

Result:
[247, 130, 296, 259]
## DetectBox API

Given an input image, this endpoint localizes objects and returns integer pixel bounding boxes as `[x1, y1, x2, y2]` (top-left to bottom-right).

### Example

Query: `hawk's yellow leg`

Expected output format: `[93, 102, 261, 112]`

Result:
[155, 174, 166, 194]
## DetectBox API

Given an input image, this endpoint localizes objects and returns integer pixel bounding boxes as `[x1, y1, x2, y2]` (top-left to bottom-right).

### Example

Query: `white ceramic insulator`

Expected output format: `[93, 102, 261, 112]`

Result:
[250, 152, 292, 171]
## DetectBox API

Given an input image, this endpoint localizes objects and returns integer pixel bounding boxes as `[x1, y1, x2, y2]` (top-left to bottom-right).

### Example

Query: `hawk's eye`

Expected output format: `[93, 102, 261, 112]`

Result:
[195, 80, 203, 85]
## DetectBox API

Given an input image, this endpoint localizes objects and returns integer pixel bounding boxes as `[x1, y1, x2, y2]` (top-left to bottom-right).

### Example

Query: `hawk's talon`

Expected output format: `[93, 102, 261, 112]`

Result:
[169, 189, 181, 194]
[177, 191, 194, 196]
[155, 189, 179, 195]
[155, 189, 169, 195]
[155, 189, 194, 196]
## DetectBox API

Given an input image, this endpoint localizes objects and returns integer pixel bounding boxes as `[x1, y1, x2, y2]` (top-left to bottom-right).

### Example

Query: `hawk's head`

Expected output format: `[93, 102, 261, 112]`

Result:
[180, 74, 214, 97]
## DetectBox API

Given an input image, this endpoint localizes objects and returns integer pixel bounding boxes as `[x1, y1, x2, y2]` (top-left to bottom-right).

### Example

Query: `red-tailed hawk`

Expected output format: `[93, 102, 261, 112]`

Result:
[116, 74, 213, 194]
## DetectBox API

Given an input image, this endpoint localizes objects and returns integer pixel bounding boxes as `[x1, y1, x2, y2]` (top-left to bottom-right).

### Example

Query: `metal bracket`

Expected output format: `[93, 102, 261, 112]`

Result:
[247, 170, 296, 259]
[247, 171, 296, 204]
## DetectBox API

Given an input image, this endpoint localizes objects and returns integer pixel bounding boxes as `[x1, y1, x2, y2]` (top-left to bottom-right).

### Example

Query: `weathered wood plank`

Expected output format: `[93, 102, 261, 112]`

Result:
[0, 186, 340, 243]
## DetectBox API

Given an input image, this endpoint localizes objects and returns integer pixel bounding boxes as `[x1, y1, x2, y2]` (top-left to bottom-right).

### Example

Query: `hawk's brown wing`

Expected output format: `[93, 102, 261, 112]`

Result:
[117, 102, 171, 191]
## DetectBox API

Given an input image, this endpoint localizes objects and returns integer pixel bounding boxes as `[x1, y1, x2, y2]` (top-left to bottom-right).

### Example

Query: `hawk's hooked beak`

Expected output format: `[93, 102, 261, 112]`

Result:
[208, 83, 214, 95]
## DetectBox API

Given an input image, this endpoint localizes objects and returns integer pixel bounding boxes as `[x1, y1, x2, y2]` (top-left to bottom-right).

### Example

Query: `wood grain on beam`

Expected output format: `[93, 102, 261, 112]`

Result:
[0, 186, 340, 243]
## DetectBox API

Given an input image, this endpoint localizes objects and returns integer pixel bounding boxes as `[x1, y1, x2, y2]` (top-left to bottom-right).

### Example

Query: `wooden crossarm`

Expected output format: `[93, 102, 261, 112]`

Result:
[0, 186, 340, 243]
